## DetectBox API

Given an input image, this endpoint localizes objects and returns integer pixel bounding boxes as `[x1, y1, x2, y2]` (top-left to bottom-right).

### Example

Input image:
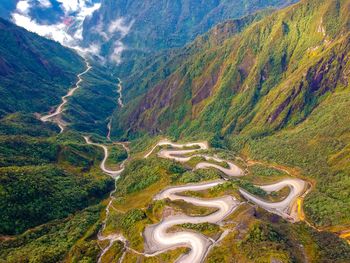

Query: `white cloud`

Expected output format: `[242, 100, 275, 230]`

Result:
[56, 0, 79, 13]
[12, 13, 74, 44]
[90, 17, 133, 64]
[54, 0, 100, 16]
[108, 18, 133, 36]
[11, 0, 100, 47]
[94, 19, 109, 40]
[11, 0, 132, 64]
[73, 26, 84, 40]
[75, 2, 101, 21]
[16, 0, 31, 14]
[110, 41, 125, 64]
[38, 0, 52, 8]
[107, 19, 134, 64]
[93, 17, 133, 42]
[74, 43, 102, 58]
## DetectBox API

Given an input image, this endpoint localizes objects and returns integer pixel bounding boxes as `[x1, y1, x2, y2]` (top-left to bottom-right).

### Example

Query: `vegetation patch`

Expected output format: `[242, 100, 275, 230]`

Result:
[0, 205, 102, 263]
[104, 209, 149, 250]
[177, 169, 221, 184]
[179, 222, 221, 238]
[105, 144, 128, 169]
[167, 199, 217, 217]
[0, 165, 113, 235]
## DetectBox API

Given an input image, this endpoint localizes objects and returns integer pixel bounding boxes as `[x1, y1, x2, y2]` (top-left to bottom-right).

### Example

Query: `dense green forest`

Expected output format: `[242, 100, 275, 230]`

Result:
[0, 114, 114, 235]
[0, 205, 103, 263]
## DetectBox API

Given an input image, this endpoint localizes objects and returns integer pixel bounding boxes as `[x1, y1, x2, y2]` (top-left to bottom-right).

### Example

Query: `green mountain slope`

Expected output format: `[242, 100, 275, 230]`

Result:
[112, 0, 350, 228]
[0, 19, 126, 262]
[61, 65, 120, 136]
[0, 18, 85, 117]
[118, 11, 271, 103]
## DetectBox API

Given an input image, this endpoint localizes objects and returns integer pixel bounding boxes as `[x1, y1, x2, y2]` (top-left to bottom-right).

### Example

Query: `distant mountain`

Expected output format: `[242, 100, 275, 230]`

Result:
[82, 0, 298, 68]
[112, 0, 350, 228]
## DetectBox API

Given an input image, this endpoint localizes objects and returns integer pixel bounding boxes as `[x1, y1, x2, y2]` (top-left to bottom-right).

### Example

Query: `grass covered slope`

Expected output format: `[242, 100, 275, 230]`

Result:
[113, 0, 350, 228]
[0, 18, 84, 117]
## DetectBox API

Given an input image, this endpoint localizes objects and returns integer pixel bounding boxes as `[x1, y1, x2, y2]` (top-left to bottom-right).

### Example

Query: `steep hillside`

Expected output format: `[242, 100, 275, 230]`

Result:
[61, 65, 121, 136]
[118, 11, 270, 104]
[0, 18, 121, 136]
[112, 0, 350, 228]
[0, 18, 85, 117]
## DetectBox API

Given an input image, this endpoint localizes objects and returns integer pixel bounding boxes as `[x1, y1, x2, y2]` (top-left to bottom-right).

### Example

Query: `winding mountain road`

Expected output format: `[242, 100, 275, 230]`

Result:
[107, 78, 124, 141]
[142, 140, 307, 262]
[116, 78, 124, 108]
[143, 140, 244, 262]
[145, 140, 243, 177]
[40, 59, 92, 132]
[84, 136, 128, 178]
[239, 178, 306, 221]
[87, 138, 307, 262]
[144, 180, 239, 263]
[84, 136, 129, 262]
